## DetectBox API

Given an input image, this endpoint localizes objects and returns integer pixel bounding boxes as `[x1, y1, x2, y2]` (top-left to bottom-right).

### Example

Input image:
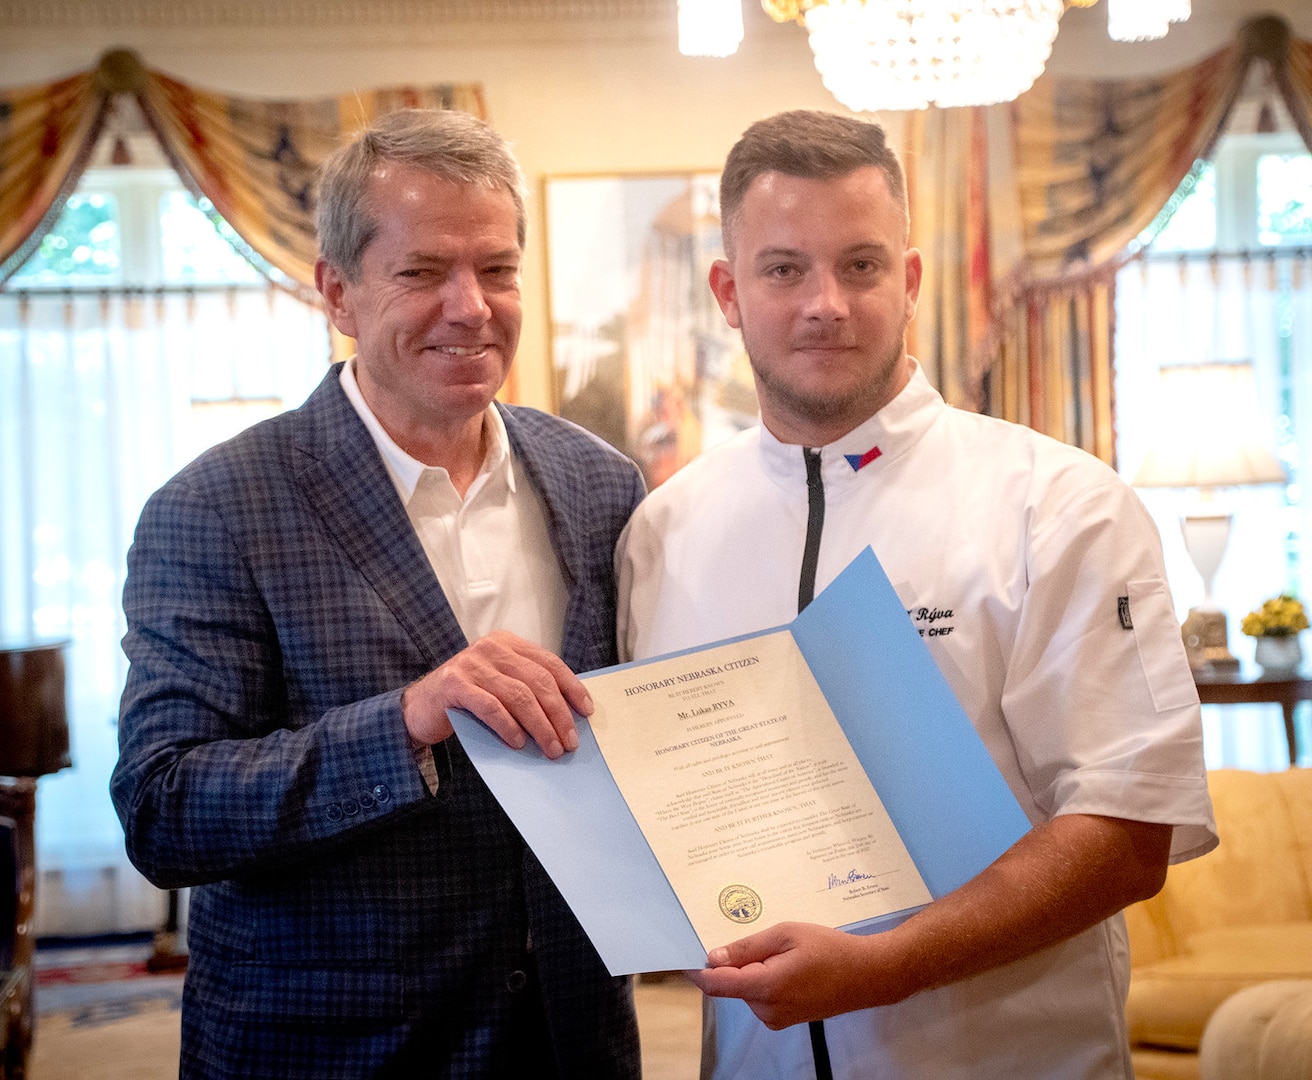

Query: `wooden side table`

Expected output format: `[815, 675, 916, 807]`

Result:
[0, 642, 72, 1080]
[1192, 666, 1309, 766]
[0, 968, 23, 1080]
[0, 783, 35, 1080]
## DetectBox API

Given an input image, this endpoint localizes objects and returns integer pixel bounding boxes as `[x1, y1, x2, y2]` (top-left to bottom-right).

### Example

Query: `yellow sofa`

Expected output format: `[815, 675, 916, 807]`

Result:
[1125, 767, 1312, 1080]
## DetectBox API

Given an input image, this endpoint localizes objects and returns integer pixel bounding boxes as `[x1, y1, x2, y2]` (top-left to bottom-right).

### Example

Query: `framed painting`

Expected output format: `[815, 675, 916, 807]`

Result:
[544, 172, 758, 489]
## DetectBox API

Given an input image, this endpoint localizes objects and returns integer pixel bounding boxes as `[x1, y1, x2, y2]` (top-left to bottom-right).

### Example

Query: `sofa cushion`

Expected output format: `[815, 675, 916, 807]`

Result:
[1128, 924, 1312, 1050]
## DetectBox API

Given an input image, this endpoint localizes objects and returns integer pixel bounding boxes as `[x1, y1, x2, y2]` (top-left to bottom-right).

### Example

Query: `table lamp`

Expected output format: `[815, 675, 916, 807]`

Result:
[1133, 362, 1286, 670]
[0, 644, 72, 778]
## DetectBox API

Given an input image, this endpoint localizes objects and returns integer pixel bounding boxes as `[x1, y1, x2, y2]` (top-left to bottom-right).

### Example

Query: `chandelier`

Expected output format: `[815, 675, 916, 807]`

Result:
[679, 1, 1193, 112]
[762, 0, 1064, 111]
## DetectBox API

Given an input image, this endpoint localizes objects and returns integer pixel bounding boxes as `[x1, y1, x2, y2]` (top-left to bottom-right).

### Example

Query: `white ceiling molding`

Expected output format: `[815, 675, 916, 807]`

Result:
[0, 0, 672, 29]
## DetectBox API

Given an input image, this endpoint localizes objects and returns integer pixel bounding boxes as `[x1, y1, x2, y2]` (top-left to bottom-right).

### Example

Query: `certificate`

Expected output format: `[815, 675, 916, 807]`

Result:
[448, 547, 1031, 975]
[585, 630, 931, 949]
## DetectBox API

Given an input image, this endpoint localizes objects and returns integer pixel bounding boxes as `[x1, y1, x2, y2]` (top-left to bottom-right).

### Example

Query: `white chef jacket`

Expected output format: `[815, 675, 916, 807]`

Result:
[616, 362, 1217, 1080]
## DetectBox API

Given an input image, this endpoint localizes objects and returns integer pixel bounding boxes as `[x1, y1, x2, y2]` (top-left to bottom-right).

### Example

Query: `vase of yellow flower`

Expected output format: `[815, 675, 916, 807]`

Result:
[1241, 595, 1308, 673]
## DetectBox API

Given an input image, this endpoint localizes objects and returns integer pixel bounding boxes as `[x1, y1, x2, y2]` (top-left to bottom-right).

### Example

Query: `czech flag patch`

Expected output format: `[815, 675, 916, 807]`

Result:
[844, 446, 882, 472]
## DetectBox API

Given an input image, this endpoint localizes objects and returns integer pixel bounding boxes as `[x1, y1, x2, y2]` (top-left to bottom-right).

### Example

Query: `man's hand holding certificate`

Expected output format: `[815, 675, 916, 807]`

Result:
[448, 548, 1031, 975]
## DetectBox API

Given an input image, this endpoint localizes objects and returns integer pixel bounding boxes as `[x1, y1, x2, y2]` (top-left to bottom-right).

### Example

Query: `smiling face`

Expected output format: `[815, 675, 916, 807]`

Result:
[709, 166, 922, 447]
[315, 162, 522, 462]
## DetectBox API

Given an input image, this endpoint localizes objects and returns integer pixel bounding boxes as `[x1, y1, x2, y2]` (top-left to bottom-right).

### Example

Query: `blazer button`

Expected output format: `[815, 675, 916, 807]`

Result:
[372, 784, 391, 804]
[506, 970, 528, 994]
[326, 803, 343, 822]
[359, 793, 376, 810]
[341, 799, 360, 817]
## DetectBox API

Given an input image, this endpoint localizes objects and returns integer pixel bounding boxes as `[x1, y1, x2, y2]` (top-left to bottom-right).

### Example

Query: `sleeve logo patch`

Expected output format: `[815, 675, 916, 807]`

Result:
[1118, 596, 1133, 630]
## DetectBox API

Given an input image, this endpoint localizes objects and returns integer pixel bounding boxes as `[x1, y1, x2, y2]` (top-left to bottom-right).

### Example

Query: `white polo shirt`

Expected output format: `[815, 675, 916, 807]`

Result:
[617, 362, 1217, 1080]
[341, 358, 567, 653]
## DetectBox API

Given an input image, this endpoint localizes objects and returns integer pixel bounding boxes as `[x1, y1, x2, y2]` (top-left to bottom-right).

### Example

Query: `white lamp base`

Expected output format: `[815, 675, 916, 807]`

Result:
[1179, 508, 1238, 671]
[1181, 607, 1239, 672]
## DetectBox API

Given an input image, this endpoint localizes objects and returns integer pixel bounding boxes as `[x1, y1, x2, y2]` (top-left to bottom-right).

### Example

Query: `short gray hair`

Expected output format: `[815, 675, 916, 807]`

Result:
[719, 110, 908, 255]
[316, 108, 528, 281]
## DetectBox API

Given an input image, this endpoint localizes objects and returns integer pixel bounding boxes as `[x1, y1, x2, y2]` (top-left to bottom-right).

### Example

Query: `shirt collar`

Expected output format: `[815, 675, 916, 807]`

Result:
[338, 357, 514, 505]
[758, 359, 944, 487]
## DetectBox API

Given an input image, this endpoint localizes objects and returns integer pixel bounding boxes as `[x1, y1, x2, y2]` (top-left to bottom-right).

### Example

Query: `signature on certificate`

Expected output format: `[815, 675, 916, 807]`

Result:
[826, 868, 879, 890]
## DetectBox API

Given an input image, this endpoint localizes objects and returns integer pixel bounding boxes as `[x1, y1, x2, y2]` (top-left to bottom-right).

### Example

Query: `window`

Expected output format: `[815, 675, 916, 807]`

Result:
[11, 168, 269, 288]
[1143, 133, 1312, 253]
[1, 165, 329, 933]
[1115, 130, 1312, 769]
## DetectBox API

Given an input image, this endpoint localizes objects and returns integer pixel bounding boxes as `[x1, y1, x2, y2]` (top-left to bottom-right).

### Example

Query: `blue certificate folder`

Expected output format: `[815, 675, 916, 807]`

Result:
[448, 546, 1030, 975]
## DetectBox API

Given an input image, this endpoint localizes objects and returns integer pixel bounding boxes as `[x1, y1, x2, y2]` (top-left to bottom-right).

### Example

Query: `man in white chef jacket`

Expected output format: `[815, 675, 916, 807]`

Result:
[617, 109, 1218, 1080]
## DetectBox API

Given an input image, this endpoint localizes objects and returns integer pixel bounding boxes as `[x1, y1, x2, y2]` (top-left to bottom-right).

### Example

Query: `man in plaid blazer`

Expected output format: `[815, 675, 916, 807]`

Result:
[111, 110, 644, 1078]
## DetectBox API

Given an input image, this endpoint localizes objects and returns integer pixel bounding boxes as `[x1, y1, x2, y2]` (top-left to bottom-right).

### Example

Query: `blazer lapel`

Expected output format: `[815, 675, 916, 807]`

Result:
[291, 367, 468, 669]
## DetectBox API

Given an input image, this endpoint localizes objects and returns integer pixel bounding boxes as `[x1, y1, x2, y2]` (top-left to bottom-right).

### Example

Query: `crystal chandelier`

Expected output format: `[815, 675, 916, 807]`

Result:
[762, 0, 1065, 111]
[676, 1, 1196, 113]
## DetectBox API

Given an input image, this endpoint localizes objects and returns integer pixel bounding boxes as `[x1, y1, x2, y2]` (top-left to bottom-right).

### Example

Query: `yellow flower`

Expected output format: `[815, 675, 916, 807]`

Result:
[1241, 595, 1310, 637]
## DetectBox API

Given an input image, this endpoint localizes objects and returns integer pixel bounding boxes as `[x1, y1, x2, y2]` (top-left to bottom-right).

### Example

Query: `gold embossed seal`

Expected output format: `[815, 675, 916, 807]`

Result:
[718, 884, 762, 924]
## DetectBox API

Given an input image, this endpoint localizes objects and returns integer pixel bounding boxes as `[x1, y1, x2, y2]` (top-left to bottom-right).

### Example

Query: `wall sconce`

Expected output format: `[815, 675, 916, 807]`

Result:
[678, 0, 745, 56]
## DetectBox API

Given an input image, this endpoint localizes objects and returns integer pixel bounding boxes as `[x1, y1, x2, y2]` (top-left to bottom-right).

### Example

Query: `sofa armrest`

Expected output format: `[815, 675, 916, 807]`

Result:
[1200, 980, 1312, 1080]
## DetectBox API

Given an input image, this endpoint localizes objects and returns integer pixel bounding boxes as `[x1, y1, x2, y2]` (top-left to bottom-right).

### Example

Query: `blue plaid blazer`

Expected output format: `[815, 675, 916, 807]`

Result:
[111, 365, 645, 1079]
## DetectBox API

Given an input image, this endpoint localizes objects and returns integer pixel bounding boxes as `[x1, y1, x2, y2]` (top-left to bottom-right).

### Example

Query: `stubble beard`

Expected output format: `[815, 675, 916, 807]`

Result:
[746, 330, 908, 442]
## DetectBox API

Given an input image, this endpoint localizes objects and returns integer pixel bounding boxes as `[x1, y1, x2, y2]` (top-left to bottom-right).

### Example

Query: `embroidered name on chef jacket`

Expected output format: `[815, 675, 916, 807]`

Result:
[907, 603, 956, 639]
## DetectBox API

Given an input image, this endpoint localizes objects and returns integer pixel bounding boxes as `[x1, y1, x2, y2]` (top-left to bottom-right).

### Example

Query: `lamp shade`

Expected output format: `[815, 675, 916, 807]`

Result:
[1132, 362, 1286, 490]
[0, 642, 72, 777]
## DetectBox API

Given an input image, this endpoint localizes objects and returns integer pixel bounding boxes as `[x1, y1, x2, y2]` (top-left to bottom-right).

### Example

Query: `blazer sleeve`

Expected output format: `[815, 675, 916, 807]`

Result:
[110, 474, 433, 890]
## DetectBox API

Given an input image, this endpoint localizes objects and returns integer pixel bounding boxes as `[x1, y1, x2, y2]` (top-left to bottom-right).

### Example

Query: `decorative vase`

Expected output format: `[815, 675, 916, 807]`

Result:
[1254, 634, 1303, 674]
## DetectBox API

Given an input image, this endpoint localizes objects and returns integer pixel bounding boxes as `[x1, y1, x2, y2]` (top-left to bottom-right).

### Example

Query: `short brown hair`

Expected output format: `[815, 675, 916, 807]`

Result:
[719, 110, 908, 255]
[316, 108, 527, 282]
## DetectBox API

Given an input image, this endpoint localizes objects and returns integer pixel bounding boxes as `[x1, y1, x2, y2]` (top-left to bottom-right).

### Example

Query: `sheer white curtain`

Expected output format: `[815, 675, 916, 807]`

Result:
[0, 284, 329, 934]
[1116, 250, 1312, 769]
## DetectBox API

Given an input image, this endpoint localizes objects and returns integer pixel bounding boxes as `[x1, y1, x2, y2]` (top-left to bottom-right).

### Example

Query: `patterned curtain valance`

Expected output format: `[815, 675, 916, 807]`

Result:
[910, 14, 1312, 463]
[0, 49, 486, 295]
[1012, 16, 1304, 284]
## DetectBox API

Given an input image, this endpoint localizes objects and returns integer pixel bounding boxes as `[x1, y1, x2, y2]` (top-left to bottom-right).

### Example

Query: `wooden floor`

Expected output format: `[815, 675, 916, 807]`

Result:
[633, 974, 704, 1080]
[28, 971, 703, 1079]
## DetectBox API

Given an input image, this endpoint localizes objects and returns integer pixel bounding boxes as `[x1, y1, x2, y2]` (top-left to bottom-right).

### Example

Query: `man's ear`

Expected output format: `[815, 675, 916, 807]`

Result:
[708, 259, 743, 330]
[314, 258, 358, 340]
[903, 247, 924, 324]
